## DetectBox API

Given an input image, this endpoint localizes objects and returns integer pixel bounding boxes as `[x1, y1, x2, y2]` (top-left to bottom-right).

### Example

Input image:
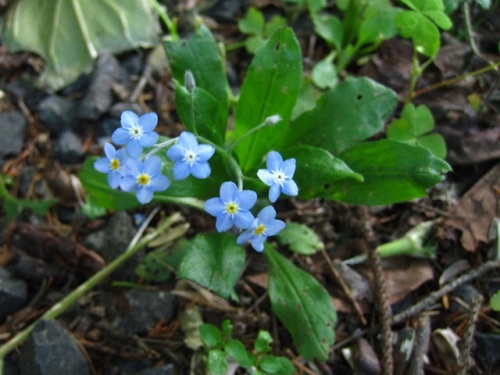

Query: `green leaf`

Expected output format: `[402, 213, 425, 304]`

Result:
[260, 356, 281, 373]
[281, 145, 363, 199]
[254, 330, 273, 354]
[311, 54, 337, 90]
[164, 25, 228, 126]
[178, 233, 246, 300]
[238, 7, 265, 35]
[0, 0, 158, 90]
[265, 246, 337, 361]
[225, 339, 253, 368]
[491, 290, 500, 312]
[357, 1, 400, 46]
[200, 324, 222, 349]
[80, 195, 107, 219]
[287, 77, 397, 153]
[277, 222, 324, 255]
[417, 133, 447, 159]
[208, 349, 227, 375]
[422, 10, 452, 30]
[396, 11, 440, 57]
[328, 140, 451, 205]
[476, 0, 491, 9]
[313, 14, 343, 50]
[274, 357, 296, 375]
[135, 249, 175, 282]
[234, 27, 302, 172]
[221, 320, 233, 339]
[264, 16, 288, 38]
[174, 83, 226, 145]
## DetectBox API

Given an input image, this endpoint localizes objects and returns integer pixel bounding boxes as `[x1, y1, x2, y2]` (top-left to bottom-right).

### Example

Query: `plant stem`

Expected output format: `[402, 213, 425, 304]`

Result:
[0, 211, 181, 363]
[149, 0, 178, 40]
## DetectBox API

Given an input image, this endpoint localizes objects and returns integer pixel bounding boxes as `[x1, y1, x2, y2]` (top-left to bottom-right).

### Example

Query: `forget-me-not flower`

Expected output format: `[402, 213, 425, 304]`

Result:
[257, 151, 298, 203]
[237, 206, 285, 252]
[120, 156, 170, 204]
[166, 131, 215, 180]
[204, 181, 257, 232]
[94, 143, 128, 189]
[112, 111, 159, 158]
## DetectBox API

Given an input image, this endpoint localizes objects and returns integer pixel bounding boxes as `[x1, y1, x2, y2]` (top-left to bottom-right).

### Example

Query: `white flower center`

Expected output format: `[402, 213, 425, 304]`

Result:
[183, 150, 197, 166]
[272, 169, 286, 186]
[129, 125, 143, 140]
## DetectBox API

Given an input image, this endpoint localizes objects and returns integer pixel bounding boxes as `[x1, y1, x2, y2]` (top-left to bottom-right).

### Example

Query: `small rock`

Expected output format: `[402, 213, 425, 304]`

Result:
[18, 166, 49, 199]
[205, 0, 245, 21]
[0, 267, 28, 322]
[118, 289, 175, 334]
[38, 96, 79, 135]
[78, 53, 120, 120]
[96, 116, 121, 143]
[109, 102, 144, 118]
[134, 364, 174, 375]
[0, 111, 27, 157]
[120, 50, 145, 77]
[19, 319, 90, 375]
[475, 332, 500, 371]
[51, 130, 83, 164]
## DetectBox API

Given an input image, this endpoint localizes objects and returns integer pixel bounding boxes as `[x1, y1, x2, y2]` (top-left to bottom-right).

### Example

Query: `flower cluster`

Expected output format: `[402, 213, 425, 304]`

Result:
[94, 110, 215, 204]
[204, 151, 298, 252]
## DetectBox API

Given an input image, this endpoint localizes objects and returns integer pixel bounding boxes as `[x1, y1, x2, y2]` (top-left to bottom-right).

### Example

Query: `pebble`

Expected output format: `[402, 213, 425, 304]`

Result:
[78, 52, 120, 120]
[133, 364, 174, 375]
[19, 319, 90, 375]
[38, 95, 79, 136]
[118, 289, 175, 334]
[475, 332, 500, 370]
[0, 111, 27, 157]
[51, 130, 83, 164]
[0, 267, 27, 322]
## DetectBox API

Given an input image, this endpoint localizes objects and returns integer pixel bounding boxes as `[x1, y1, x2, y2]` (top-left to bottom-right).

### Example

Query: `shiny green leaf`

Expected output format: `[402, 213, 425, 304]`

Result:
[277, 222, 324, 255]
[208, 349, 227, 375]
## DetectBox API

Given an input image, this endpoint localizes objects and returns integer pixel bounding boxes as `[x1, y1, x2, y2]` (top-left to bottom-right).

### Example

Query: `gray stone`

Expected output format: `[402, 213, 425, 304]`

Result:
[52, 130, 83, 164]
[109, 102, 144, 119]
[78, 53, 120, 120]
[135, 364, 174, 375]
[19, 319, 90, 375]
[0, 111, 27, 157]
[0, 267, 27, 322]
[38, 96, 79, 135]
[119, 289, 175, 334]
[475, 332, 500, 371]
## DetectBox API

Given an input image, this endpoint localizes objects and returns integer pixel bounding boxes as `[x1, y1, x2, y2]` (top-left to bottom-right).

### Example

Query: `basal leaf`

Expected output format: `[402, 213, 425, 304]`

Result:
[287, 77, 397, 153]
[164, 25, 228, 126]
[234, 27, 302, 172]
[178, 233, 246, 300]
[238, 7, 265, 35]
[277, 222, 324, 255]
[265, 245, 336, 361]
[313, 14, 343, 50]
[328, 140, 451, 205]
[0, 0, 158, 89]
[417, 133, 447, 159]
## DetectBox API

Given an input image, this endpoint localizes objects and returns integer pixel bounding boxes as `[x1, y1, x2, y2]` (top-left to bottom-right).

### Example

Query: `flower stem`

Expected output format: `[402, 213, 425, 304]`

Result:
[149, 0, 178, 41]
[145, 138, 178, 158]
[0, 211, 182, 363]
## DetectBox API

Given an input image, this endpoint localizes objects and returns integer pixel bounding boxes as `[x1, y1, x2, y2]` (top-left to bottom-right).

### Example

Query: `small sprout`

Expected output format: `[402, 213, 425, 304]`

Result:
[185, 70, 196, 92]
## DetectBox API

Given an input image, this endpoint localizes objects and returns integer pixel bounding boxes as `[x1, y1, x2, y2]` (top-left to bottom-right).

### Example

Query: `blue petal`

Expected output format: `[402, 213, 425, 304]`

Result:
[120, 176, 137, 192]
[125, 158, 141, 176]
[112, 128, 131, 145]
[136, 186, 153, 204]
[220, 181, 239, 202]
[266, 151, 283, 171]
[257, 169, 274, 186]
[265, 220, 286, 236]
[149, 175, 170, 192]
[191, 162, 211, 179]
[107, 171, 121, 189]
[268, 184, 281, 203]
[94, 157, 110, 173]
[143, 156, 162, 175]
[196, 144, 215, 162]
[127, 140, 142, 158]
[257, 206, 276, 223]
[250, 236, 266, 252]
[116, 147, 128, 163]
[179, 131, 198, 149]
[238, 190, 257, 210]
[139, 132, 158, 147]
[173, 162, 190, 180]
[103, 143, 116, 159]
[216, 214, 233, 232]
[121, 111, 139, 129]
[204, 198, 225, 216]
[166, 144, 185, 161]
[282, 179, 298, 197]
[237, 229, 254, 245]
[282, 158, 296, 177]
[234, 211, 254, 229]
[139, 112, 158, 132]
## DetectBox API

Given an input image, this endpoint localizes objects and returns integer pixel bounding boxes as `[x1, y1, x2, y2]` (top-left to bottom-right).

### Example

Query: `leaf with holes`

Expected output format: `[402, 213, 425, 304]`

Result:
[265, 245, 337, 360]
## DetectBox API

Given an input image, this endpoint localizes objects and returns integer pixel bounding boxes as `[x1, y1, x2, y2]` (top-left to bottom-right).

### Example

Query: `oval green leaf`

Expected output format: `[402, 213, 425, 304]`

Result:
[277, 222, 324, 255]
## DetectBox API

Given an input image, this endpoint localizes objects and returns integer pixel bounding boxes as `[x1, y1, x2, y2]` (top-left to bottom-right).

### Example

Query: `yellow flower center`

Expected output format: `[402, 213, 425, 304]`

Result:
[110, 158, 120, 171]
[137, 173, 150, 186]
[254, 224, 266, 235]
[225, 202, 238, 214]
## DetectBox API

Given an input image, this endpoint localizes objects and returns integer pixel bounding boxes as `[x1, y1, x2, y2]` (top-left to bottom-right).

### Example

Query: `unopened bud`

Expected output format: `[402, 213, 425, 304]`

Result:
[264, 114, 282, 126]
[185, 70, 196, 93]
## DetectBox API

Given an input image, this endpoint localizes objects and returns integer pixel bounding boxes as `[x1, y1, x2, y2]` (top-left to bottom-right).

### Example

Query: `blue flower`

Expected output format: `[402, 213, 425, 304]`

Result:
[166, 132, 215, 180]
[94, 143, 128, 189]
[237, 206, 285, 252]
[204, 181, 257, 232]
[257, 151, 298, 203]
[112, 111, 159, 158]
[120, 156, 170, 204]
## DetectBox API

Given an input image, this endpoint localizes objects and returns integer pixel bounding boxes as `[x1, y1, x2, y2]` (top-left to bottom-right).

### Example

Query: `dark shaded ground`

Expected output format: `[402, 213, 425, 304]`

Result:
[1, 1, 500, 374]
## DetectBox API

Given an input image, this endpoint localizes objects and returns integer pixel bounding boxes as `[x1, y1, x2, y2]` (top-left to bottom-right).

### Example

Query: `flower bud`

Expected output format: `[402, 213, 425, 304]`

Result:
[185, 70, 196, 93]
[264, 114, 282, 126]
